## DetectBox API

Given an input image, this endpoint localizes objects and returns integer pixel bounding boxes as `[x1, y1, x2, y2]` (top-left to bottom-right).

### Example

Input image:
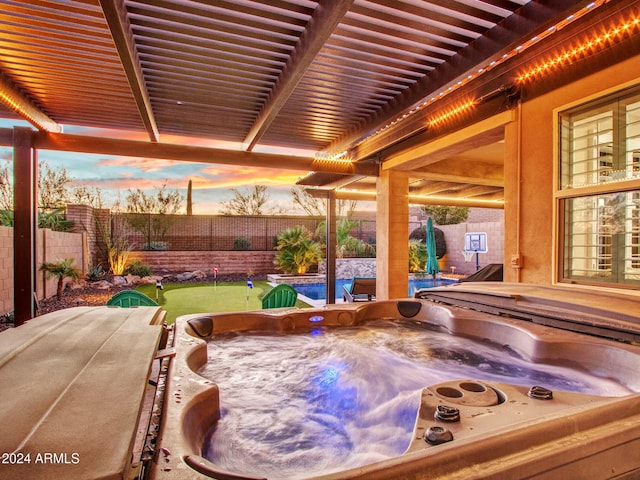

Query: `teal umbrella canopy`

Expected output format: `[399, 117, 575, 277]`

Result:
[426, 217, 440, 278]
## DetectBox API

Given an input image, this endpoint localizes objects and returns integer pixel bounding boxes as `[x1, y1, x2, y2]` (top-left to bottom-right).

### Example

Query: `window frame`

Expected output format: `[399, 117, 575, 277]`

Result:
[554, 82, 640, 289]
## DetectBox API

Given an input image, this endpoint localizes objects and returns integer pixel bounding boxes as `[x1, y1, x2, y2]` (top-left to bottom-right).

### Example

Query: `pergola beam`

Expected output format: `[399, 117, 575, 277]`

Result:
[451, 185, 503, 198]
[242, 0, 353, 151]
[99, 0, 160, 142]
[307, 188, 504, 209]
[0, 73, 62, 133]
[382, 114, 510, 171]
[410, 161, 504, 187]
[411, 181, 465, 196]
[0, 128, 378, 176]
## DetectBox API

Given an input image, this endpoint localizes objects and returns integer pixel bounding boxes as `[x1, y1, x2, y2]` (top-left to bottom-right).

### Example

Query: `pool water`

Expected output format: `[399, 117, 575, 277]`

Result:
[291, 277, 456, 300]
[198, 319, 630, 480]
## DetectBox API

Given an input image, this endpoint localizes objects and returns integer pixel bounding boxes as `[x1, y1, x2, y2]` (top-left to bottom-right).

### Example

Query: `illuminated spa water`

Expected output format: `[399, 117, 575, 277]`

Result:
[197, 319, 632, 480]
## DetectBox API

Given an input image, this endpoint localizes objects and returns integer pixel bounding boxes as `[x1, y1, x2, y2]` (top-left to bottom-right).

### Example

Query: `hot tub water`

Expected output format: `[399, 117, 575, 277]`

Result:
[197, 319, 631, 480]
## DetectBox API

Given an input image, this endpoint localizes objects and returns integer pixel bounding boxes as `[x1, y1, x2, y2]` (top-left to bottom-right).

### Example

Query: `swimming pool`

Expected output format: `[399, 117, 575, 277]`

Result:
[292, 277, 457, 300]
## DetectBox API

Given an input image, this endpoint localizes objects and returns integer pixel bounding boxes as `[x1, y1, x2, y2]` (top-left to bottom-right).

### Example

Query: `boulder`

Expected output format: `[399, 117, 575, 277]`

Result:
[68, 279, 87, 290]
[139, 275, 164, 285]
[90, 280, 113, 290]
[112, 276, 128, 286]
[175, 272, 195, 281]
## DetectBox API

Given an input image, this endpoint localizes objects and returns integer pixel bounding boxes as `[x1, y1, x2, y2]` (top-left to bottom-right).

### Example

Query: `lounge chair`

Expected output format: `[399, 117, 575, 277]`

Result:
[262, 284, 298, 309]
[343, 277, 376, 302]
[106, 289, 158, 307]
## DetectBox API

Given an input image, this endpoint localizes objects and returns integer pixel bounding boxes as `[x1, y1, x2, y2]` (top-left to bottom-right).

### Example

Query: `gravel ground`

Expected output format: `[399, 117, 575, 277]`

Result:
[0, 283, 130, 333]
[36, 285, 130, 315]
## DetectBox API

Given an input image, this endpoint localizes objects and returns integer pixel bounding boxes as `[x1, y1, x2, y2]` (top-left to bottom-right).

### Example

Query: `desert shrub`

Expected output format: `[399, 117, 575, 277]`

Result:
[409, 226, 446, 258]
[408, 239, 429, 272]
[233, 237, 251, 251]
[125, 260, 152, 277]
[141, 241, 168, 251]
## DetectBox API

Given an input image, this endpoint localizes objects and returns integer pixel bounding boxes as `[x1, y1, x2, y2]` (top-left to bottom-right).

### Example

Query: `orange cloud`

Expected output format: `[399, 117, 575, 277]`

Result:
[199, 164, 304, 189]
[67, 125, 316, 158]
[97, 155, 180, 172]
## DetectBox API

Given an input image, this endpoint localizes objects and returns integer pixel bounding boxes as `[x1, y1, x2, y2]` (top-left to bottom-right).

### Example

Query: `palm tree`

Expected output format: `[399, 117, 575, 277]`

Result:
[315, 218, 374, 258]
[40, 258, 80, 300]
[274, 226, 322, 275]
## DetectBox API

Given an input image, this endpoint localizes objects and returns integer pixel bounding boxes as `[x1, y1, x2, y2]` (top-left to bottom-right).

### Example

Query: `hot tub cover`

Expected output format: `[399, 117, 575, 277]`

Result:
[0, 306, 165, 480]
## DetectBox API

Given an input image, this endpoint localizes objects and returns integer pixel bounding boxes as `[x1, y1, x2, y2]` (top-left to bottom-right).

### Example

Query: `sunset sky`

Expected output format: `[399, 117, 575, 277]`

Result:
[0, 118, 317, 214]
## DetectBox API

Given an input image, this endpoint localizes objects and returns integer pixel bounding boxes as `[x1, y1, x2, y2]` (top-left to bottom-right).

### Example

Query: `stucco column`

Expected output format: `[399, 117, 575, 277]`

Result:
[503, 117, 519, 283]
[376, 169, 409, 300]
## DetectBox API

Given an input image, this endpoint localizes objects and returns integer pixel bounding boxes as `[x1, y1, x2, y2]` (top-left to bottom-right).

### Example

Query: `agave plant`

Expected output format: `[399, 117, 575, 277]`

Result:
[40, 258, 80, 300]
[274, 226, 322, 275]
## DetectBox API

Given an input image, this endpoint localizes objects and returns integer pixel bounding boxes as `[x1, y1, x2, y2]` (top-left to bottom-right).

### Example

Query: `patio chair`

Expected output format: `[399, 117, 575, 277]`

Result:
[262, 284, 298, 309]
[106, 289, 158, 308]
[343, 277, 376, 302]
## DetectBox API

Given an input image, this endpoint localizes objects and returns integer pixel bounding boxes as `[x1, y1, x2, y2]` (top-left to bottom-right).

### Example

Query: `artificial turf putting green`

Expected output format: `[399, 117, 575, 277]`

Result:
[135, 281, 310, 324]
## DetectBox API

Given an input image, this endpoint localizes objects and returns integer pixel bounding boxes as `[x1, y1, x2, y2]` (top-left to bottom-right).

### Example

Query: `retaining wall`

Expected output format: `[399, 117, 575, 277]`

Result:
[128, 250, 277, 276]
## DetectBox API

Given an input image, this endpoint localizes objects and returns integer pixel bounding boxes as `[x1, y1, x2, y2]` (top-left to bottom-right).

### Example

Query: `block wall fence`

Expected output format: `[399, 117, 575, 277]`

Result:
[0, 226, 86, 315]
[66, 204, 503, 277]
[0, 207, 504, 315]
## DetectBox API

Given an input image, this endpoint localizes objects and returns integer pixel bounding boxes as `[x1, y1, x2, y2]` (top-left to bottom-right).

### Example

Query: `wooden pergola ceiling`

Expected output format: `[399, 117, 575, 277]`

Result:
[0, 0, 611, 205]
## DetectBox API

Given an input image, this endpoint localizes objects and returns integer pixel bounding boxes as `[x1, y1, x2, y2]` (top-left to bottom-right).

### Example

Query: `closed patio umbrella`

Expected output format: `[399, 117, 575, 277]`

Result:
[426, 217, 440, 284]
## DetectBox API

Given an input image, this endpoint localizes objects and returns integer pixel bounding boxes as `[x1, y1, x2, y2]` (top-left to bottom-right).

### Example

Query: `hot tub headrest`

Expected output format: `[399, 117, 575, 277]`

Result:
[187, 316, 214, 338]
[397, 301, 422, 318]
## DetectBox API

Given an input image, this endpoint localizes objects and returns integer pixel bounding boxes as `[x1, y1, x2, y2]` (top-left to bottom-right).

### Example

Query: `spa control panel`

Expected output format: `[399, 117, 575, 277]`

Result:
[406, 379, 612, 454]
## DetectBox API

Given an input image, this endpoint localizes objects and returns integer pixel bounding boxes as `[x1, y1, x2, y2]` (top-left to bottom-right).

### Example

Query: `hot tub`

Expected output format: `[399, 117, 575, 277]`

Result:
[150, 284, 640, 480]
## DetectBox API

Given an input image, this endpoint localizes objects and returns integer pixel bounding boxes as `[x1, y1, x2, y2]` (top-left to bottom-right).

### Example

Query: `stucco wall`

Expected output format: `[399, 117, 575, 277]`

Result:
[437, 221, 504, 275]
[504, 54, 640, 284]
